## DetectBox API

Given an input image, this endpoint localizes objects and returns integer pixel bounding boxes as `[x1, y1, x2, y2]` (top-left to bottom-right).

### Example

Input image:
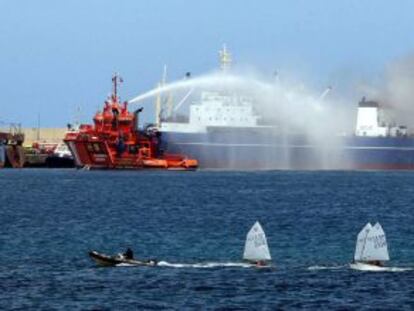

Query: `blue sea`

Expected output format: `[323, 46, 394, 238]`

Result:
[1, 169, 414, 310]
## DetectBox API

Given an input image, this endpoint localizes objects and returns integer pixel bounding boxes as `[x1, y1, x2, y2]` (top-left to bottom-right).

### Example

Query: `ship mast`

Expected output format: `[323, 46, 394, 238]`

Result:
[219, 44, 232, 72]
[112, 73, 123, 101]
[155, 65, 167, 127]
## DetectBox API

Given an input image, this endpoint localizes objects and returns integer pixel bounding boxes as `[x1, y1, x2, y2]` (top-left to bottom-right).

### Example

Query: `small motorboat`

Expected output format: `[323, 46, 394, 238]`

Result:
[89, 250, 157, 267]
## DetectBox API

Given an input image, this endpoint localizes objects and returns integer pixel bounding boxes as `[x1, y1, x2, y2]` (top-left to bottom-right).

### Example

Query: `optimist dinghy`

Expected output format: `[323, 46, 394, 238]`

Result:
[89, 250, 157, 267]
[350, 222, 390, 271]
[243, 221, 272, 267]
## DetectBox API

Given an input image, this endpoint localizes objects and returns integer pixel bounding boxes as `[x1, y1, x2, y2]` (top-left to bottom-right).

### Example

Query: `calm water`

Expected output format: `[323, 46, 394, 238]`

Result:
[1, 169, 414, 310]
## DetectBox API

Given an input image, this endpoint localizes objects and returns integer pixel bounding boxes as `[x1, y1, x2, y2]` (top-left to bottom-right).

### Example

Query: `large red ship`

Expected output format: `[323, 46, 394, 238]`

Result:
[64, 74, 198, 170]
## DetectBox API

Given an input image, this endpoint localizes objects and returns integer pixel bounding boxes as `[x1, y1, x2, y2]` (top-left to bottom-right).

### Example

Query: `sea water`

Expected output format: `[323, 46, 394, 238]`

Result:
[0, 169, 413, 309]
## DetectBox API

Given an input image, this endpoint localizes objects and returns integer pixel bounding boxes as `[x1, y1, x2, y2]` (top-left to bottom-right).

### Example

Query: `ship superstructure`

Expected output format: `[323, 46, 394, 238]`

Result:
[159, 45, 267, 134]
[355, 97, 407, 137]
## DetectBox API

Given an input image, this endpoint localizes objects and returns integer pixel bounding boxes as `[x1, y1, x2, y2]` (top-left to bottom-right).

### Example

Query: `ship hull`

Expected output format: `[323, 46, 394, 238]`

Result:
[161, 131, 414, 170]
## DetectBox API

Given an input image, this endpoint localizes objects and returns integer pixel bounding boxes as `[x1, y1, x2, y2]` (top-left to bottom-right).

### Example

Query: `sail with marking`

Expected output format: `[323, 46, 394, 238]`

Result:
[354, 222, 373, 261]
[354, 222, 389, 262]
[243, 221, 271, 262]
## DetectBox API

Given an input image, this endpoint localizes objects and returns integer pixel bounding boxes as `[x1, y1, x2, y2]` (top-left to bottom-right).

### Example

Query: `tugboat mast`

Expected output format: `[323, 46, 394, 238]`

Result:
[112, 73, 123, 100]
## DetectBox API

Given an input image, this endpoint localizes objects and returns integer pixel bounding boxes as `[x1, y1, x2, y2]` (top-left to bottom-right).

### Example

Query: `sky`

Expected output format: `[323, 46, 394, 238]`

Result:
[1, 0, 414, 127]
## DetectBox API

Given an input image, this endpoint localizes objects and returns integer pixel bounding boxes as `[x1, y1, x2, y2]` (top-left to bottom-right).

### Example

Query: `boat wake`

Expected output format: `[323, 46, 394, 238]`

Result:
[349, 263, 412, 272]
[115, 263, 143, 267]
[308, 264, 412, 272]
[307, 265, 347, 271]
[157, 261, 252, 269]
[381, 267, 413, 272]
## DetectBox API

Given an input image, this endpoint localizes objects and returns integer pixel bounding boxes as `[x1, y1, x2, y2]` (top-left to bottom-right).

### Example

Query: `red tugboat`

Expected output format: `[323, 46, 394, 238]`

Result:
[64, 74, 198, 170]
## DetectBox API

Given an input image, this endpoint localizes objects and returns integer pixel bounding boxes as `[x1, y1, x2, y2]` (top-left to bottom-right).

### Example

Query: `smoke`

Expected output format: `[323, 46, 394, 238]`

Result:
[362, 54, 414, 127]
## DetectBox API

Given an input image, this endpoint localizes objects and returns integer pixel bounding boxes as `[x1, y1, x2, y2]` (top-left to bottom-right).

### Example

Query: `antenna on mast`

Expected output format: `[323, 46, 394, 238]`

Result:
[155, 65, 168, 127]
[162, 65, 167, 85]
[112, 73, 123, 101]
[219, 44, 232, 72]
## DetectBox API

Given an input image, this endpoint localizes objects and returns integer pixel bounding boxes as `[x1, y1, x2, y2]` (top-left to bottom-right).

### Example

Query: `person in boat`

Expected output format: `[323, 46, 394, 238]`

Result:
[351, 259, 384, 267]
[255, 260, 267, 267]
[123, 247, 134, 260]
[366, 260, 384, 267]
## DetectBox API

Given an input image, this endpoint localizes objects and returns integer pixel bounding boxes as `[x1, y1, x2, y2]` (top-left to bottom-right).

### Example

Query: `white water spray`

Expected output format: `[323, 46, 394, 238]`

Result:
[127, 69, 353, 169]
[128, 72, 271, 105]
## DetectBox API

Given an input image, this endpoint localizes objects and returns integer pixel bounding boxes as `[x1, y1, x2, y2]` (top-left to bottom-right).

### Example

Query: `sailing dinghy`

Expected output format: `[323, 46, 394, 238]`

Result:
[350, 222, 390, 271]
[243, 221, 272, 267]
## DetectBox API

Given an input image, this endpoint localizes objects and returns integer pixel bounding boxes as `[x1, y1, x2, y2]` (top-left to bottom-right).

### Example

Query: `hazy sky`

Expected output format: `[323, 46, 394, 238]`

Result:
[1, 0, 414, 127]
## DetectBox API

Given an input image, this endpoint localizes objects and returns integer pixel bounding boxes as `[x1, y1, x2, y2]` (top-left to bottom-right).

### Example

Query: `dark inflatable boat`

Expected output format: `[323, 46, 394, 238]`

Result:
[89, 250, 157, 267]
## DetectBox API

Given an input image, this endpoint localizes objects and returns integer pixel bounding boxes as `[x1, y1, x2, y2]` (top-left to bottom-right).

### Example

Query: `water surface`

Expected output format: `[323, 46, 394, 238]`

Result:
[1, 169, 413, 309]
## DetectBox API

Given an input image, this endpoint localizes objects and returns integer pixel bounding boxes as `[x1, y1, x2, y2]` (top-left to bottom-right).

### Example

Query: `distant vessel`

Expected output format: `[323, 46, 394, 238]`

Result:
[158, 46, 414, 170]
[0, 143, 4, 168]
[64, 74, 198, 170]
[350, 222, 389, 271]
[45, 142, 74, 168]
[243, 221, 272, 266]
[0, 125, 25, 168]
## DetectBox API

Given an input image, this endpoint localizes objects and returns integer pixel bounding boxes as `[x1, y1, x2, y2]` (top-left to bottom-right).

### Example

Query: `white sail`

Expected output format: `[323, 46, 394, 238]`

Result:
[354, 222, 373, 261]
[243, 221, 271, 262]
[354, 222, 389, 262]
[363, 222, 389, 261]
